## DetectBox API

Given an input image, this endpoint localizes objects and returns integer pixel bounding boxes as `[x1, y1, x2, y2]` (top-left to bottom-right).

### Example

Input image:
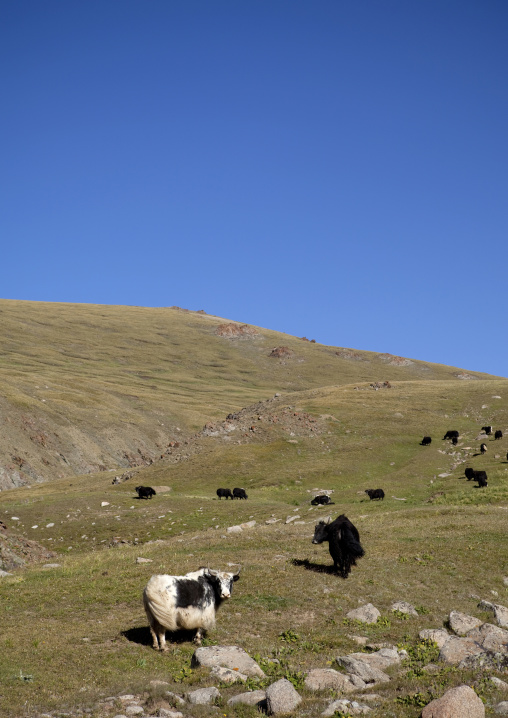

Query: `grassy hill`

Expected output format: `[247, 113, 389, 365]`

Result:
[0, 300, 508, 717]
[0, 299, 498, 491]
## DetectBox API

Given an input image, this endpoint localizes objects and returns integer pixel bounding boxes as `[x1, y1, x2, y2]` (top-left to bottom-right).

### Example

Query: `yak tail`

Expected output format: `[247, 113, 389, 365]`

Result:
[341, 524, 365, 559]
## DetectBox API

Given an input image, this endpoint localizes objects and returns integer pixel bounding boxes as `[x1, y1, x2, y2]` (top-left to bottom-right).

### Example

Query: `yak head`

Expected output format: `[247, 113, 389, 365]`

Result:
[312, 519, 331, 544]
[206, 567, 241, 599]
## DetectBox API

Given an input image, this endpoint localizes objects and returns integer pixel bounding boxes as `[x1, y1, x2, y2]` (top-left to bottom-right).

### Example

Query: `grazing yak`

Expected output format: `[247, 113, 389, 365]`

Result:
[136, 486, 156, 500]
[311, 494, 333, 506]
[480, 443, 488, 454]
[452, 436, 459, 445]
[474, 470, 488, 487]
[312, 514, 364, 578]
[365, 488, 385, 501]
[216, 488, 234, 500]
[443, 430, 459, 440]
[143, 567, 241, 650]
[465, 467, 476, 480]
[495, 430, 503, 440]
[232, 487, 248, 500]
[421, 436, 432, 446]
[482, 426, 493, 435]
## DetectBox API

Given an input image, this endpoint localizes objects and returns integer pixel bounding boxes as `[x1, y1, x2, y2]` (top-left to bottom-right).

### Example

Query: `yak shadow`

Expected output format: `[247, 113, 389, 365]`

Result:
[290, 558, 338, 575]
[122, 626, 197, 646]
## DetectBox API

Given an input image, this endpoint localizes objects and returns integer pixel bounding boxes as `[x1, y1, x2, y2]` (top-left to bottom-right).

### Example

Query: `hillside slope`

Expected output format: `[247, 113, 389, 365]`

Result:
[0, 299, 499, 490]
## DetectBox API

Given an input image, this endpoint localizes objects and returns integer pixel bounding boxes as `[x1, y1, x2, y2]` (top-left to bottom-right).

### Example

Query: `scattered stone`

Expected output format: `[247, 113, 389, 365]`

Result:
[0, 569, 13, 577]
[192, 645, 265, 677]
[187, 686, 220, 705]
[466, 622, 508, 654]
[349, 635, 368, 646]
[101, 502, 110, 507]
[285, 515, 300, 524]
[125, 706, 144, 716]
[391, 601, 418, 616]
[421, 684, 484, 718]
[439, 636, 485, 666]
[265, 678, 302, 714]
[449, 610, 483, 636]
[240, 520, 256, 529]
[492, 678, 508, 690]
[419, 629, 450, 648]
[494, 702, 508, 715]
[322, 699, 372, 716]
[227, 690, 267, 707]
[305, 668, 365, 693]
[265, 518, 280, 524]
[346, 603, 380, 624]
[136, 557, 153, 564]
[165, 692, 185, 706]
[42, 563, 61, 569]
[46, 523, 54, 528]
[226, 525, 242, 534]
[423, 663, 441, 674]
[210, 666, 247, 683]
[157, 710, 183, 718]
[118, 695, 135, 701]
[335, 656, 391, 684]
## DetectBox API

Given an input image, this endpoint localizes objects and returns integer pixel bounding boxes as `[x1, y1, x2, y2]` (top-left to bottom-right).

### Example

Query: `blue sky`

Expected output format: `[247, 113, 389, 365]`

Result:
[1, 1, 507, 377]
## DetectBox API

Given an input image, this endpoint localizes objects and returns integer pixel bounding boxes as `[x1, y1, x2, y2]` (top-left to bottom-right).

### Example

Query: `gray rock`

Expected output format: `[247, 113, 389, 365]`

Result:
[391, 601, 418, 616]
[322, 699, 372, 716]
[491, 677, 508, 690]
[344, 648, 403, 671]
[192, 645, 265, 677]
[494, 604, 508, 629]
[165, 692, 186, 706]
[187, 686, 220, 705]
[0, 570, 13, 577]
[157, 710, 183, 718]
[439, 636, 485, 665]
[125, 707, 144, 716]
[210, 666, 247, 683]
[305, 668, 365, 693]
[466, 622, 508, 654]
[227, 690, 267, 707]
[346, 603, 380, 624]
[335, 656, 390, 684]
[42, 563, 61, 569]
[136, 557, 153, 564]
[494, 702, 508, 715]
[265, 678, 302, 714]
[449, 610, 483, 636]
[421, 685, 485, 718]
[226, 525, 242, 534]
[419, 629, 450, 648]
[240, 520, 256, 529]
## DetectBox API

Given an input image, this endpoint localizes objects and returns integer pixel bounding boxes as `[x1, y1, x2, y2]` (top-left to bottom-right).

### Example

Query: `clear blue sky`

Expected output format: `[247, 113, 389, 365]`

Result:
[1, 1, 507, 377]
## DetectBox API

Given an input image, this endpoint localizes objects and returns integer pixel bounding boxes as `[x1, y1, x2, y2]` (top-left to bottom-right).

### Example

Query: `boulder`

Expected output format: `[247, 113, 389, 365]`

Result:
[494, 702, 508, 715]
[305, 668, 365, 693]
[322, 699, 372, 716]
[227, 690, 267, 707]
[192, 645, 265, 678]
[335, 656, 390, 684]
[438, 636, 485, 665]
[157, 710, 183, 718]
[265, 678, 302, 715]
[419, 629, 450, 648]
[391, 601, 418, 616]
[187, 686, 220, 705]
[346, 604, 380, 624]
[421, 685, 484, 718]
[345, 648, 403, 671]
[491, 677, 508, 690]
[466, 623, 508, 654]
[210, 666, 247, 684]
[448, 611, 483, 636]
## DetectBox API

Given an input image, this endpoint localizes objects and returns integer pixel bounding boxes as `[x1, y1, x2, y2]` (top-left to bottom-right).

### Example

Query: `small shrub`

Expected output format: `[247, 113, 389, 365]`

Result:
[278, 629, 300, 643]
[395, 692, 428, 707]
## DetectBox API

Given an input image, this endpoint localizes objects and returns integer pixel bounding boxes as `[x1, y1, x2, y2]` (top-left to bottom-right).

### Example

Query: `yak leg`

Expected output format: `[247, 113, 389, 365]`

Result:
[149, 618, 168, 652]
[194, 628, 206, 645]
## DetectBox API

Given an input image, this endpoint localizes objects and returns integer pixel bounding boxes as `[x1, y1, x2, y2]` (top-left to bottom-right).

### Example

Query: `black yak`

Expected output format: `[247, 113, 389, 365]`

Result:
[495, 430, 503, 440]
[216, 488, 234, 500]
[474, 470, 488, 487]
[443, 430, 459, 440]
[136, 486, 156, 499]
[232, 488, 248, 500]
[465, 467, 476, 480]
[365, 489, 385, 500]
[480, 443, 487, 454]
[421, 436, 432, 446]
[311, 494, 333, 506]
[312, 514, 364, 578]
[482, 426, 493, 435]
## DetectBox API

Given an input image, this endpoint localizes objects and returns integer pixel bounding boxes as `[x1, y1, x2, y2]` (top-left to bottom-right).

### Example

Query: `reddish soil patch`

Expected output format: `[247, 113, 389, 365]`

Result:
[269, 346, 294, 359]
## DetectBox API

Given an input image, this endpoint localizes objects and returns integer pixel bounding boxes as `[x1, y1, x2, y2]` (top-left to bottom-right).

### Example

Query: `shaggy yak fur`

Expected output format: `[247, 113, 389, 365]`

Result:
[232, 488, 248, 499]
[216, 488, 234, 500]
[312, 514, 365, 578]
[443, 430, 459, 440]
[136, 486, 156, 499]
[421, 436, 432, 446]
[311, 494, 334, 506]
[365, 488, 385, 501]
